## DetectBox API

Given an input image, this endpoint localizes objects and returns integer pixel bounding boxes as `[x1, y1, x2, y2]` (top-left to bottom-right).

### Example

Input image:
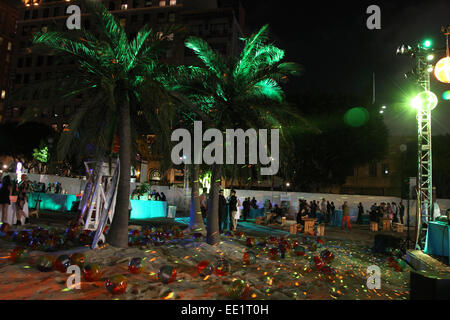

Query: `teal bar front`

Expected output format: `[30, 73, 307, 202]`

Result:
[130, 200, 168, 220]
[28, 192, 77, 212]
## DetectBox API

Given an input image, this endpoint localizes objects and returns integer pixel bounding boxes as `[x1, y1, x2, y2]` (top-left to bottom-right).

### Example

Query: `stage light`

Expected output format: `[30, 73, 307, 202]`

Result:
[423, 39, 432, 48]
[381, 105, 386, 109]
[410, 91, 438, 111]
[427, 65, 434, 73]
[426, 54, 434, 61]
[286, 182, 290, 187]
[434, 56, 450, 83]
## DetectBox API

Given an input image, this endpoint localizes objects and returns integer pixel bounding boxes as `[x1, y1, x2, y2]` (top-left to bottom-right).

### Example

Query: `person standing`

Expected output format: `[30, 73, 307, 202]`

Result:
[326, 201, 331, 223]
[251, 197, 257, 209]
[319, 198, 327, 224]
[228, 190, 238, 231]
[341, 201, 352, 230]
[218, 190, 227, 233]
[392, 202, 398, 223]
[16, 174, 31, 225]
[357, 202, 364, 224]
[160, 192, 167, 202]
[199, 188, 208, 222]
[399, 201, 405, 224]
[243, 197, 251, 221]
[0, 176, 12, 223]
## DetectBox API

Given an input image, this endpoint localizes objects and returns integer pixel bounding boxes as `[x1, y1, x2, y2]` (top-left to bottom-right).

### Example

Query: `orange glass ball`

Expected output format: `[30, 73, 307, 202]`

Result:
[84, 264, 102, 282]
[106, 274, 128, 294]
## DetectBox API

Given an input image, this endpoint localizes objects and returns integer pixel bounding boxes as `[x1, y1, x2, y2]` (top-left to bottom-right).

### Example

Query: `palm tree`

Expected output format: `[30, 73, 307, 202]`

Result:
[30, 0, 178, 247]
[168, 25, 302, 244]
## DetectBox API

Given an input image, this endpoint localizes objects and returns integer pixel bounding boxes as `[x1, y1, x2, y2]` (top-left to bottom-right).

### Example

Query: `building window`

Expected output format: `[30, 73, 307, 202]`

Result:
[382, 163, 389, 176]
[133, 0, 140, 8]
[15, 74, 22, 84]
[32, 10, 38, 19]
[0, 37, 3, 45]
[7, 42, 12, 51]
[35, 73, 42, 80]
[1, 90, 5, 100]
[109, 1, 116, 10]
[53, 7, 60, 17]
[159, 0, 166, 6]
[369, 162, 377, 177]
[37, 55, 44, 66]
[143, 13, 150, 22]
[121, 3, 128, 10]
[130, 14, 138, 24]
[168, 12, 175, 22]
[5, 54, 10, 63]
[26, 57, 32, 67]
[169, 0, 176, 5]
[24, 74, 30, 84]
[119, 18, 126, 27]
[157, 12, 165, 23]
[47, 55, 54, 66]
[145, 0, 152, 7]
[51, 124, 58, 132]
[43, 8, 49, 18]
[18, 58, 24, 68]
[24, 10, 30, 20]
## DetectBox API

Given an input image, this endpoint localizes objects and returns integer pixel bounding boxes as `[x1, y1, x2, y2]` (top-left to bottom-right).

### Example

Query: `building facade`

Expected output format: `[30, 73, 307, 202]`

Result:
[0, 0, 19, 123]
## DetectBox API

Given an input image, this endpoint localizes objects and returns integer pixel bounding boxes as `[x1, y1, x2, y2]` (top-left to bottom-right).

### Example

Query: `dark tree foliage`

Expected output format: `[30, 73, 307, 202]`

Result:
[432, 134, 450, 199]
[281, 91, 389, 191]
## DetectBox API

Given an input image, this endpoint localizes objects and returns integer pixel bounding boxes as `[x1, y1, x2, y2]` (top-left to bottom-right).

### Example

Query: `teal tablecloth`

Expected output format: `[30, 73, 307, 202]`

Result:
[129, 200, 168, 220]
[331, 210, 343, 226]
[249, 208, 265, 219]
[425, 221, 449, 263]
[28, 192, 77, 212]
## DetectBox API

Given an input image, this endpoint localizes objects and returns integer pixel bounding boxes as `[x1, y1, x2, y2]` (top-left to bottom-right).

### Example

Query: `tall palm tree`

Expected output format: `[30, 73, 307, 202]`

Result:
[30, 0, 178, 247]
[167, 25, 302, 244]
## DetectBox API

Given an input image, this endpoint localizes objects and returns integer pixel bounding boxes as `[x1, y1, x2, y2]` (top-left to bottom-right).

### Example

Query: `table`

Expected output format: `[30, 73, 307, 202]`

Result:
[331, 210, 343, 227]
[28, 192, 77, 212]
[129, 200, 168, 220]
[425, 221, 449, 263]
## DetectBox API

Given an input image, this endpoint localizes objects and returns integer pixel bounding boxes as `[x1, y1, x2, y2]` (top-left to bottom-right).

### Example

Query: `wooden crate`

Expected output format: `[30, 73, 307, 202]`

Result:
[317, 223, 325, 236]
[393, 223, 405, 233]
[382, 219, 391, 231]
[289, 223, 297, 234]
[370, 221, 378, 232]
[281, 217, 286, 226]
[302, 218, 317, 235]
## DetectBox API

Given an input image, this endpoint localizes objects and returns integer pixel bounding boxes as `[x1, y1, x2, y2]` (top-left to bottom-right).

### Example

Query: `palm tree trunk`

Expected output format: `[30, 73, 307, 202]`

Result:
[106, 98, 131, 248]
[206, 163, 222, 245]
[189, 163, 205, 233]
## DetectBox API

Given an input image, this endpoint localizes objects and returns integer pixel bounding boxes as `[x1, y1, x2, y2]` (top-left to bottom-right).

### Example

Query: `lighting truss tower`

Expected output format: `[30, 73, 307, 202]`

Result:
[396, 40, 436, 250]
[415, 52, 432, 250]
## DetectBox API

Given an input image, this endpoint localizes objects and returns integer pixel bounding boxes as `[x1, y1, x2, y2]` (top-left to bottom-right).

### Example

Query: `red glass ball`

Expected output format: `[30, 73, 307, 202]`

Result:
[106, 274, 128, 294]
[84, 264, 102, 282]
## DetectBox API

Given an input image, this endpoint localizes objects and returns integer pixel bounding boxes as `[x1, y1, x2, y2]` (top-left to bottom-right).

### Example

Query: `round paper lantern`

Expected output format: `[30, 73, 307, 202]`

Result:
[84, 264, 102, 281]
[227, 279, 251, 299]
[128, 257, 144, 274]
[243, 251, 257, 265]
[106, 275, 128, 294]
[214, 258, 231, 276]
[54, 255, 71, 272]
[36, 255, 55, 272]
[10, 247, 28, 263]
[434, 56, 450, 83]
[158, 265, 177, 284]
[70, 253, 85, 269]
[196, 260, 213, 276]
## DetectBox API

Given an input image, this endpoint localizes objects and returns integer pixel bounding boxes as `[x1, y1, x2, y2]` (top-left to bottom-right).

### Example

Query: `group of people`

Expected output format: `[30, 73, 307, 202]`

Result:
[131, 188, 167, 202]
[0, 174, 32, 225]
[369, 201, 405, 224]
[30, 181, 64, 194]
[296, 198, 337, 225]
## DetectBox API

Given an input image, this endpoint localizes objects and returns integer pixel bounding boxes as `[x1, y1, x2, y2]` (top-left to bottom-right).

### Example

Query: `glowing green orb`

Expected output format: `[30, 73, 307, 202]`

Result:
[443, 91, 450, 101]
[344, 107, 370, 127]
[410, 91, 438, 111]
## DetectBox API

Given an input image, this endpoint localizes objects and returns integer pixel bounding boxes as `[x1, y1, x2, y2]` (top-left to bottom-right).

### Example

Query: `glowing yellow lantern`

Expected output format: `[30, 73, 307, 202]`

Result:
[434, 56, 450, 83]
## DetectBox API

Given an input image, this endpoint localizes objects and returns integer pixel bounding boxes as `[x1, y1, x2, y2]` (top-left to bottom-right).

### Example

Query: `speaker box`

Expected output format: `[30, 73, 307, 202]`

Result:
[372, 234, 402, 254]
[410, 271, 450, 300]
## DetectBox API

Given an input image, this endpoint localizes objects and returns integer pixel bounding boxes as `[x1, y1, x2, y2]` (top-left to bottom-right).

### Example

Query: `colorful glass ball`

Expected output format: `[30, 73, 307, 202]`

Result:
[10, 247, 28, 263]
[196, 260, 213, 276]
[192, 233, 203, 242]
[313, 256, 324, 270]
[294, 246, 306, 256]
[320, 250, 334, 264]
[84, 264, 102, 282]
[36, 255, 55, 272]
[0, 222, 10, 233]
[243, 251, 257, 265]
[268, 248, 279, 260]
[106, 274, 128, 294]
[158, 265, 177, 284]
[128, 257, 144, 274]
[54, 255, 71, 272]
[214, 258, 231, 276]
[17, 231, 31, 243]
[227, 279, 251, 300]
[246, 237, 256, 247]
[70, 253, 85, 269]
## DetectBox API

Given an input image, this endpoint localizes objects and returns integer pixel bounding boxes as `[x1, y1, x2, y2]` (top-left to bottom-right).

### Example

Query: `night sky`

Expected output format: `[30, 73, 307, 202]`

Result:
[241, 0, 450, 136]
